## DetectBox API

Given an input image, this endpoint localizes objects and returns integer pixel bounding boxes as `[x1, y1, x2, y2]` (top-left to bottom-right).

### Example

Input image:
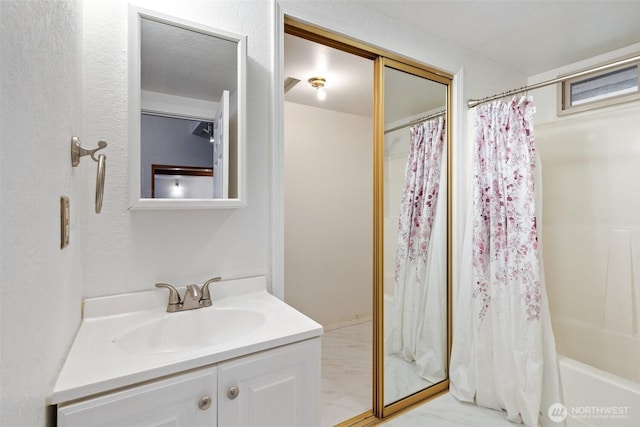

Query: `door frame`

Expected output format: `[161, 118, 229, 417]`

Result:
[276, 13, 454, 425]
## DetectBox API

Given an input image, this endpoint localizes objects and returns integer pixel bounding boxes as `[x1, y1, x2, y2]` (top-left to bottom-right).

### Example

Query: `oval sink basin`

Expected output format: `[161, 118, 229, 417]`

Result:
[116, 308, 265, 354]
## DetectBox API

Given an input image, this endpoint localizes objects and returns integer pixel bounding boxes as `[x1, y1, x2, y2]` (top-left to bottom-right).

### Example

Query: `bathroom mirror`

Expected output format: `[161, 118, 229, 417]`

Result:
[378, 59, 450, 410]
[283, 19, 453, 423]
[128, 7, 246, 209]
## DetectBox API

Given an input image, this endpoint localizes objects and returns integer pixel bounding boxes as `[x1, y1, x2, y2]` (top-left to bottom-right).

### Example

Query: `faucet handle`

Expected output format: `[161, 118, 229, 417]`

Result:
[155, 283, 181, 305]
[200, 277, 222, 302]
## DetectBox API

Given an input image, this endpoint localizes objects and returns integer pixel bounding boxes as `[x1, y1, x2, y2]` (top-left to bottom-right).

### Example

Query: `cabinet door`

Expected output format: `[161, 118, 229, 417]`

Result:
[58, 367, 217, 427]
[218, 338, 321, 427]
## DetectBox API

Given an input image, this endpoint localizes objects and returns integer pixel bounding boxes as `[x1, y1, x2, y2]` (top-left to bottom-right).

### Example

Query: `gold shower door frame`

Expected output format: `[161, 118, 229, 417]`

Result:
[284, 18, 453, 426]
[374, 57, 453, 421]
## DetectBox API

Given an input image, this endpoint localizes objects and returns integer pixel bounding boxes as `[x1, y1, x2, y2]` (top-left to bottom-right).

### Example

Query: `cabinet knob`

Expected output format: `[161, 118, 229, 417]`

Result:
[198, 396, 212, 410]
[227, 386, 240, 400]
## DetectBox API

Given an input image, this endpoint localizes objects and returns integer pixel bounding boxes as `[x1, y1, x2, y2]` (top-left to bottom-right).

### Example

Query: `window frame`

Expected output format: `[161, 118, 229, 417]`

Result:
[557, 57, 640, 116]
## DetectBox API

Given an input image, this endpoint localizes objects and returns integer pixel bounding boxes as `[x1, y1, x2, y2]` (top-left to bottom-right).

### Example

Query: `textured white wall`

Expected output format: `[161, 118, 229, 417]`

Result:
[0, 1, 529, 424]
[80, 0, 272, 297]
[80, 0, 527, 309]
[0, 1, 84, 425]
[284, 102, 373, 328]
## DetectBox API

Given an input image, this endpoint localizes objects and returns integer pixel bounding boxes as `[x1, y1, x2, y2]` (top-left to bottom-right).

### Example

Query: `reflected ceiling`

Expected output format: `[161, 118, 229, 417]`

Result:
[141, 18, 237, 102]
[284, 34, 444, 122]
[284, 33, 373, 117]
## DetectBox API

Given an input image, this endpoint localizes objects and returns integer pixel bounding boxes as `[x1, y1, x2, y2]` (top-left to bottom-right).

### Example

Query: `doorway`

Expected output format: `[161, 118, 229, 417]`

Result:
[283, 32, 374, 426]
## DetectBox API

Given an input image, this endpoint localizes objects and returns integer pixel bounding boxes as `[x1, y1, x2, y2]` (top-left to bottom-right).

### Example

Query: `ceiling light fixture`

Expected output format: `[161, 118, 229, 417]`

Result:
[308, 77, 326, 101]
[171, 178, 183, 197]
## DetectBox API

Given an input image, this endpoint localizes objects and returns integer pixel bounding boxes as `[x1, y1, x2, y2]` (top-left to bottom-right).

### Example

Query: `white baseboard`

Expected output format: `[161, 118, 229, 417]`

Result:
[323, 315, 372, 332]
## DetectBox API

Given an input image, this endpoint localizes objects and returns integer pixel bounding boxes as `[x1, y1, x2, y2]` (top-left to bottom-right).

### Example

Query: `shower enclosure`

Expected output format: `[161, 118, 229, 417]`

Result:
[536, 105, 640, 427]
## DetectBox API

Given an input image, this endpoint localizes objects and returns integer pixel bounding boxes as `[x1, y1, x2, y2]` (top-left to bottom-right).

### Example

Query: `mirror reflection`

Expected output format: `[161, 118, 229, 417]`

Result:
[151, 164, 213, 199]
[282, 27, 451, 422]
[136, 15, 241, 202]
[283, 32, 375, 425]
[383, 66, 448, 405]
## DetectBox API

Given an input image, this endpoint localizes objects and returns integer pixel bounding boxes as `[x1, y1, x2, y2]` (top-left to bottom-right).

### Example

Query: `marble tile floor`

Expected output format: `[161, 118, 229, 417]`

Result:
[379, 393, 517, 426]
[322, 321, 516, 426]
[321, 321, 372, 427]
[384, 353, 434, 405]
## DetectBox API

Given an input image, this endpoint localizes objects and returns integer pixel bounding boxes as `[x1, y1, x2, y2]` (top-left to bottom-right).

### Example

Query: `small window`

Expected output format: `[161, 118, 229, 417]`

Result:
[558, 58, 640, 115]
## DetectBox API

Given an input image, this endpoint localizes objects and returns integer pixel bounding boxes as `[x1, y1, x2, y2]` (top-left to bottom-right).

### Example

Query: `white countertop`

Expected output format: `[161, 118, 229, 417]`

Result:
[50, 276, 322, 404]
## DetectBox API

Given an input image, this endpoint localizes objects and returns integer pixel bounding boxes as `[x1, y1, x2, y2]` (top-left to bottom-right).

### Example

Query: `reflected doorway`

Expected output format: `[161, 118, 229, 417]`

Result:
[283, 33, 374, 426]
[151, 165, 214, 199]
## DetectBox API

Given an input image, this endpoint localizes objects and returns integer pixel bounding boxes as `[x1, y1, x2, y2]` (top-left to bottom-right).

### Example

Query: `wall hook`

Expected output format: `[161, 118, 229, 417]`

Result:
[71, 136, 106, 166]
[71, 136, 107, 214]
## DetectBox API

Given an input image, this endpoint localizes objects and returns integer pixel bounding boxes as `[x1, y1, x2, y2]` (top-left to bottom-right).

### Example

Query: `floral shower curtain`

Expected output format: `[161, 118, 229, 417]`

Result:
[387, 116, 447, 382]
[450, 97, 562, 426]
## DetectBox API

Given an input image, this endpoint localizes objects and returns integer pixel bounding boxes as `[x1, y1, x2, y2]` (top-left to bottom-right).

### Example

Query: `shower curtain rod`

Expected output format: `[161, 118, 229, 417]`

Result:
[384, 110, 446, 134]
[467, 54, 640, 108]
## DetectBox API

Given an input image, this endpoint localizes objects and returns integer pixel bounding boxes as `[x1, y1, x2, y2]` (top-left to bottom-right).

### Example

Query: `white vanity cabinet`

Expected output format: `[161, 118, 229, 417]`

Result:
[51, 277, 323, 427]
[57, 367, 217, 427]
[218, 337, 320, 427]
[57, 339, 320, 427]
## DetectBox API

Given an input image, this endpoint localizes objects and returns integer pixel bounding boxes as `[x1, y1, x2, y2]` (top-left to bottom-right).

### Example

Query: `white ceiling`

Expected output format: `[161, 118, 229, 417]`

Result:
[284, 33, 375, 117]
[141, 17, 237, 102]
[284, 34, 447, 123]
[364, 0, 640, 76]
[284, 0, 640, 118]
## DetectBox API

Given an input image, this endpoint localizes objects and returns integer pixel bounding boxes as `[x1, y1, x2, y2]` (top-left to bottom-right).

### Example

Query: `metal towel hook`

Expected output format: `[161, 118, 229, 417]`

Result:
[71, 136, 107, 214]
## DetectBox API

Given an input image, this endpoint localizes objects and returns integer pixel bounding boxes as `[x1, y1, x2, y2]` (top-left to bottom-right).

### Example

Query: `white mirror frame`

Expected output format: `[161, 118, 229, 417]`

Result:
[128, 6, 247, 209]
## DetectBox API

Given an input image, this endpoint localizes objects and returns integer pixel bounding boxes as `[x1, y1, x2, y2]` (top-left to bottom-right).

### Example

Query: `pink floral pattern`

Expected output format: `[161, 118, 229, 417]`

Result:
[395, 117, 446, 285]
[472, 97, 541, 321]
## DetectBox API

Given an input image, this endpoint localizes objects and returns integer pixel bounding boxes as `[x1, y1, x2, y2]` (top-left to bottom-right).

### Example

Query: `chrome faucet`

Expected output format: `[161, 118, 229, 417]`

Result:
[155, 277, 222, 312]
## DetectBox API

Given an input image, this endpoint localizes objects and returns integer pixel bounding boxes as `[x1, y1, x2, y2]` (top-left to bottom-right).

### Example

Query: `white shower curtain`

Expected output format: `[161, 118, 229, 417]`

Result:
[450, 96, 562, 426]
[387, 116, 447, 382]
